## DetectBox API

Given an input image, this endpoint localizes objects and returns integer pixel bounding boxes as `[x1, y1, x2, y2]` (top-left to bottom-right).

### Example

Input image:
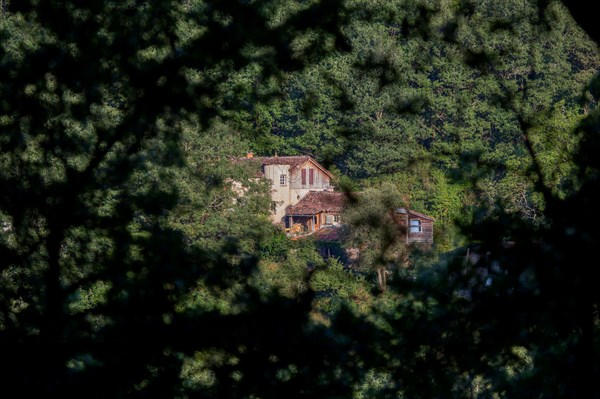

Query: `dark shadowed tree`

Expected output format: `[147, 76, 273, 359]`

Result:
[0, 1, 370, 397]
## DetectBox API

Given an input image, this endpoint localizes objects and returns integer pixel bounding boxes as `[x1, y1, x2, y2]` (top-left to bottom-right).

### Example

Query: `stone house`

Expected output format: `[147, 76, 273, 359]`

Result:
[243, 153, 334, 226]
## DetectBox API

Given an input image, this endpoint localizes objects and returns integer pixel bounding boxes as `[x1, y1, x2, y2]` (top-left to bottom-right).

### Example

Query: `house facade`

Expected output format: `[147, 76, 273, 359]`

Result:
[247, 154, 334, 225]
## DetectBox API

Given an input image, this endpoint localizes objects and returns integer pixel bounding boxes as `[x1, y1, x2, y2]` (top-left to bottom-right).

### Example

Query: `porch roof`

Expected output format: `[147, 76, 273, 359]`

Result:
[286, 191, 347, 216]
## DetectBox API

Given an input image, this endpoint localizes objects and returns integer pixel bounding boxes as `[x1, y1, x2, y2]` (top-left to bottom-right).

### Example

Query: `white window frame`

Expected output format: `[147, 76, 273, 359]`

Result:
[279, 174, 286, 186]
[409, 219, 422, 233]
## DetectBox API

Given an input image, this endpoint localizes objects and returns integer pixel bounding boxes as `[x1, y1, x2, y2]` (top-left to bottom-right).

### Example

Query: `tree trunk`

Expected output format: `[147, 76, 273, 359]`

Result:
[377, 267, 387, 293]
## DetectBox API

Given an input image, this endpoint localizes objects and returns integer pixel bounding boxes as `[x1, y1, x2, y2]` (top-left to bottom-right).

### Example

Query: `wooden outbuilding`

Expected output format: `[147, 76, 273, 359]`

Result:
[393, 208, 434, 244]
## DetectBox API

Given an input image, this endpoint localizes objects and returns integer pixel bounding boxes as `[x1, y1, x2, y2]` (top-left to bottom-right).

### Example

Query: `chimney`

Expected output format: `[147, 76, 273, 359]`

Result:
[246, 152, 254, 158]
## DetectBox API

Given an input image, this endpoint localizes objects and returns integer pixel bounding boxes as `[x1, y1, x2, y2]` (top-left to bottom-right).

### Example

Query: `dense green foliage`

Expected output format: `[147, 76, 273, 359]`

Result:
[251, 0, 600, 235]
[1, 0, 600, 398]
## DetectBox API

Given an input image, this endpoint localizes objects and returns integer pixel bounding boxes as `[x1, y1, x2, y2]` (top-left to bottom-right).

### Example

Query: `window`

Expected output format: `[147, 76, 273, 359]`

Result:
[324, 215, 340, 225]
[309, 168, 314, 185]
[410, 219, 422, 233]
[279, 174, 286, 185]
[301, 169, 307, 185]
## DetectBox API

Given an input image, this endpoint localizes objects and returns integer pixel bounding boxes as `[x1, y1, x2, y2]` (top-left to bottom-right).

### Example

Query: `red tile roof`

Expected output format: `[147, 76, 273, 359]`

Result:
[287, 191, 347, 215]
[262, 156, 334, 178]
[239, 155, 334, 178]
[258, 156, 312, 169]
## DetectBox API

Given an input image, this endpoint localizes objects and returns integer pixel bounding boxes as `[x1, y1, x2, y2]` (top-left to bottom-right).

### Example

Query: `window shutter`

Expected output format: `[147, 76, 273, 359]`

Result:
[309, 168, 314, 185]
[301, 169, 306, 185]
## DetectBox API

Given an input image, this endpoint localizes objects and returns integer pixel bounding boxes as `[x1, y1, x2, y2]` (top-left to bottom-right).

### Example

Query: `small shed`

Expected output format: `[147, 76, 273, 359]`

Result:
[394, 208, 435, 244]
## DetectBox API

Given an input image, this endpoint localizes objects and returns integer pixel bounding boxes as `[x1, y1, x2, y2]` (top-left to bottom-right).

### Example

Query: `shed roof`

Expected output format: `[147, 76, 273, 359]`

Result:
[287, 191, 347, 216]
[397, 208, 435, 221]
